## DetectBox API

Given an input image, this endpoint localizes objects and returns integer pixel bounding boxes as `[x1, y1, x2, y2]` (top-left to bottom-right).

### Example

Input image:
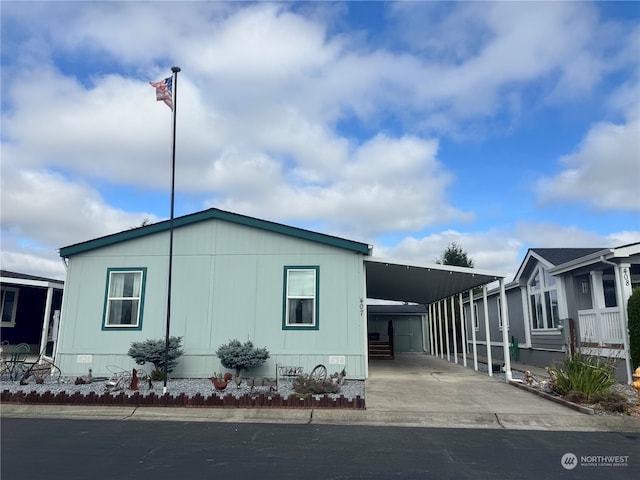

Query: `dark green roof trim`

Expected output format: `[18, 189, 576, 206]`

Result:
[59, 208, 371, 258]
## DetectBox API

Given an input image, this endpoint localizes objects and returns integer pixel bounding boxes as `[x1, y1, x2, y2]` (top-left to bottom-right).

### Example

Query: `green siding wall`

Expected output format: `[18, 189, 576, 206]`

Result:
[56, 219, 367, 379]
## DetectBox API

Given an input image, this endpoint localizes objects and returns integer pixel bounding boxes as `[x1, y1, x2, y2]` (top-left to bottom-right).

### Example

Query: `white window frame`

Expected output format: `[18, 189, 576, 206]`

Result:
[528, 265, 559, 330]
[1, 286, 19, 327]
[464, 303, 480, 331]
[473, 303, 479, 331]
[497, 297, 503, 330]
[103, 268, 146, 330]
[283, 266, 319, 330]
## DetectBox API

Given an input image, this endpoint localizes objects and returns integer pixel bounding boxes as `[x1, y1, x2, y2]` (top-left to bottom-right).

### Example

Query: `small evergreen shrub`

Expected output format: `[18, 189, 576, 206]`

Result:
[150, 369, 166, 381]
[628, 287, 640, 371]
[216, 339, 269, 377]
[293, 374, 341, 395]
[128, 336, 184, 379]
[548, 352, 615, 401]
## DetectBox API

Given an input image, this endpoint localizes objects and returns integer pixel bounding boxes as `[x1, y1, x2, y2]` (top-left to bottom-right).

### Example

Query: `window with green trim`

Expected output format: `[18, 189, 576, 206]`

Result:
[103, 268, 146, 329]
[283, 266, 318, 329]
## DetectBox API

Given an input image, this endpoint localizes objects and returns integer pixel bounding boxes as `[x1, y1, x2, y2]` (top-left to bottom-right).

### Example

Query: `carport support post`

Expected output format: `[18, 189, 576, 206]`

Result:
[459, 293, 467, 367]
[482, 286, 493, 377]
[429, 303, 436, 356]
[437, 300, 444, 358]
[499, 279, 513, 381]
[450, 296, 458, 364]
[444, 298, 451, 361]
[39, 286, 54, 357]
[469, 290, 478, 371]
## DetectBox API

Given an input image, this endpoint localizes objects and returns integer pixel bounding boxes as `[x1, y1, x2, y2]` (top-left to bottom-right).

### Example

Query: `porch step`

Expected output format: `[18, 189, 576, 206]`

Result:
[368, 341, 394, 360]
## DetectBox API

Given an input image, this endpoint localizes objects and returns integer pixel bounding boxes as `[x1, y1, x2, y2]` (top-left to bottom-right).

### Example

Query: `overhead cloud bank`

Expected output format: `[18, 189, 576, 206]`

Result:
[1, 2, 638, 280]
[536, 112, 640, 211]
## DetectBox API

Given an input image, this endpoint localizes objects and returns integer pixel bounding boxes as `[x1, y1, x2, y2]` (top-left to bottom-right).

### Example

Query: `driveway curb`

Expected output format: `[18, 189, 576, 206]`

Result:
[509, 380, 595, 415]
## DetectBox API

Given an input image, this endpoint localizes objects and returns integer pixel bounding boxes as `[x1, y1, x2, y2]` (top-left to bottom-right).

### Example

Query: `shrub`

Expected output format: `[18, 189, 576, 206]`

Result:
[548, 352, 615, 401]
[128, 336, 184, 379]
[564, 391, 586, 404]
[293, 374, 341, 395]
[628, 287, 640, 371]
[592, 391, 630, 414]
[216, 339, 269, 378]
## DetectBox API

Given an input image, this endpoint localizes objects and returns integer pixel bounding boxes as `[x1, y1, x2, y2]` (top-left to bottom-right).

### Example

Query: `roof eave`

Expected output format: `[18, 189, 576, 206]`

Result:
[549, 243, 640, 275]
[0, 276, 64, 289]
[59, 208, 370, 258]
[548, 248, 613, 275]
[513, 250, 555, 283]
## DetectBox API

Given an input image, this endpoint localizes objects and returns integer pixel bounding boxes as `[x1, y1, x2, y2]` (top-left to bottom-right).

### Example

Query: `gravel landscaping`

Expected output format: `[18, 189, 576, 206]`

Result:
[0, 376, 365, 400]
[2, 361, 637, 415]
[0, 372, 365, 409]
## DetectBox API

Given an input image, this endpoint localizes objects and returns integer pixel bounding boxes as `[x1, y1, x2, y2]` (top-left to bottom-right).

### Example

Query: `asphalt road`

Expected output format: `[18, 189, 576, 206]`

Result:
[1, 418, 638, 479]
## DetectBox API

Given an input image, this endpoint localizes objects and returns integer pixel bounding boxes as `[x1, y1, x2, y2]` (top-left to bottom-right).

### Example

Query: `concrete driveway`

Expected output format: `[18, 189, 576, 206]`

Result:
[314, 353, 640, 431]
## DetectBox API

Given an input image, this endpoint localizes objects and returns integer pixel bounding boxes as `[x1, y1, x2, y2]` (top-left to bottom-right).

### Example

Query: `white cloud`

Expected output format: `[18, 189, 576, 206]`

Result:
[0, 250, 66, 281]
[376, 223, 640, 282]
[386, 1, 621, 132]
[513, 222, 614, 248]
[0, 165, 157, 250]
[208, 134, 473, 240]
[1, 2, 638, 282]
[376, 229, 523, 279]
[535, 116, 640, 211]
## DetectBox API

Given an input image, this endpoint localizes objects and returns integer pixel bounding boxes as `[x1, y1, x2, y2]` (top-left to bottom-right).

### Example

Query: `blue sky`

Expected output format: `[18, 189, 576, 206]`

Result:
[1, 1, 639, 281]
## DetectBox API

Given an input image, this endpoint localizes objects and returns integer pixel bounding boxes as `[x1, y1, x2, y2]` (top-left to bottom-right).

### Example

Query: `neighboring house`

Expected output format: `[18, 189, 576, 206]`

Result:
[0, 270, 64, 358]
[56, 208, 506, 380]
[456, 244, 640, 383]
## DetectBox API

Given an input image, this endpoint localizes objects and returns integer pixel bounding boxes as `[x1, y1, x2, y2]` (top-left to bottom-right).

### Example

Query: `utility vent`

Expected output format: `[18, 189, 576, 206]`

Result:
[329, 355, 345, 365]
[76, 355, 93, 364]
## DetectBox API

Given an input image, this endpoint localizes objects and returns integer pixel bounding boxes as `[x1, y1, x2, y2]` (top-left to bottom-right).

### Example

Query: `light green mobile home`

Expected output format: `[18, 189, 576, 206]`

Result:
[57, 209, 371, 379]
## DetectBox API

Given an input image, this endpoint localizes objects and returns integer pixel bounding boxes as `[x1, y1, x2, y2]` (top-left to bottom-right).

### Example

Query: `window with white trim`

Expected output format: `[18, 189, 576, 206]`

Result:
[472, 303, 479, 331]
[103, 268, 146, 329]
[497, 297, 503, 329]
[603, 278, 617, 307]
[1, 287, 19, 327]
[528, 265, 559, 330]
[283, 266, 318, 329]
[464, 303, 480, 331]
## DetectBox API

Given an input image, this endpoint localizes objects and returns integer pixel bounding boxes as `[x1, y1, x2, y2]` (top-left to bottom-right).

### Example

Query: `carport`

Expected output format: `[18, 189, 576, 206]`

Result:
[364, 257, 512, 381]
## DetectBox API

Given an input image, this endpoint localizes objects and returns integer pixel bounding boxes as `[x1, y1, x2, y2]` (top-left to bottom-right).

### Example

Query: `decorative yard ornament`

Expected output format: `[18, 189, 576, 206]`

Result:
[632, 367, 640, 412]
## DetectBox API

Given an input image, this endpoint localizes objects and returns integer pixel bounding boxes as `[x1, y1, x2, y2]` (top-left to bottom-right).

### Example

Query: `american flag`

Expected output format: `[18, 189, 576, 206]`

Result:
[149, 77, 173, 110]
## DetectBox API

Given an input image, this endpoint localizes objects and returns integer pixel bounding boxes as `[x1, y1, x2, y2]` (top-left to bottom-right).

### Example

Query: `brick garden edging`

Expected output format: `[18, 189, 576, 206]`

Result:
[0, 389, 365, 409]
[509, 381, 594, 415]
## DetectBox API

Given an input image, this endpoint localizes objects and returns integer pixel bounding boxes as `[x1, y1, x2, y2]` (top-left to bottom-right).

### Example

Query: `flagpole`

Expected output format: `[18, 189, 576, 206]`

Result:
[163, 65, 181, 394]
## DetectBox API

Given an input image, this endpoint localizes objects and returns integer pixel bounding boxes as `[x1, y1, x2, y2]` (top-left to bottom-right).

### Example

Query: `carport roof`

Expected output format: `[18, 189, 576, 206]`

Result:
[364, 257, 505, 305]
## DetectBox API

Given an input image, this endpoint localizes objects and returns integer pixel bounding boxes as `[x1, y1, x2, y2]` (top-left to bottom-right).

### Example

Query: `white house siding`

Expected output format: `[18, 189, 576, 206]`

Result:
[56, 219, 367, 379]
